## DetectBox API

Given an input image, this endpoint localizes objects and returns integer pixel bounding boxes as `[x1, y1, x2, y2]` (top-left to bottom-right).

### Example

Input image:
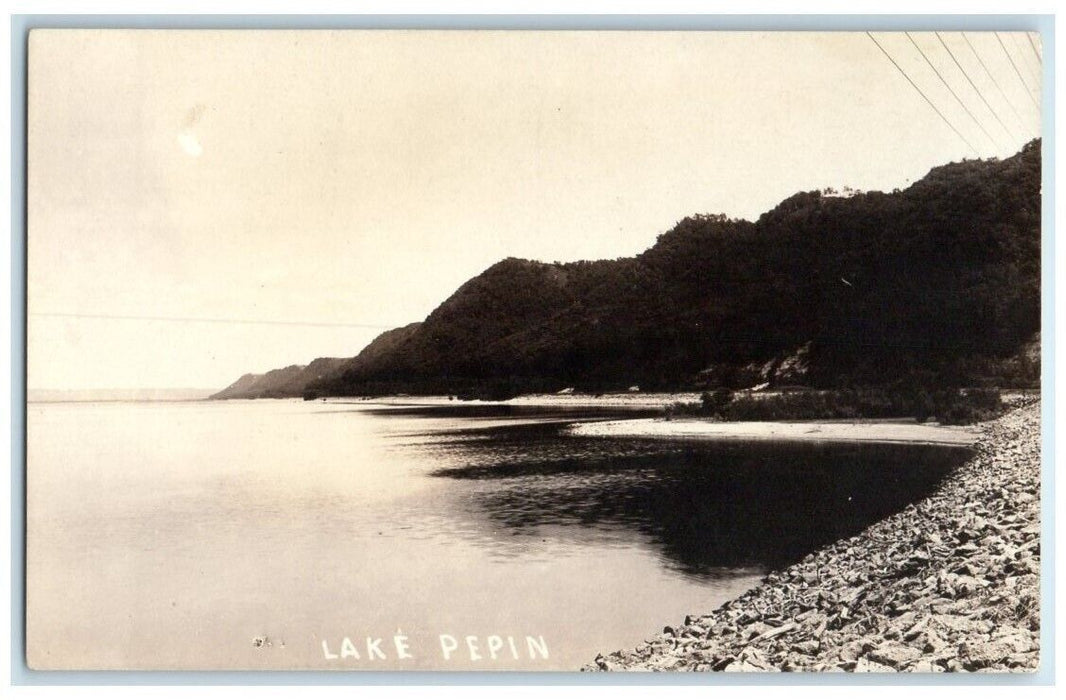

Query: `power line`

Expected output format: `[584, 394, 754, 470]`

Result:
[996, 32, 1040, 110]
[1020, 33, 1044, 87]
[934, 32, 1019, 144]
[905, 32, 1002, 151]
[1026, 32, 1042, 64]
[962, 32, 1032, 136]
[866, 32, 979, 156]
[1017, 32, 1043, 83]
[1008, 32, 1042, 86]
[30, 311, 396, 330]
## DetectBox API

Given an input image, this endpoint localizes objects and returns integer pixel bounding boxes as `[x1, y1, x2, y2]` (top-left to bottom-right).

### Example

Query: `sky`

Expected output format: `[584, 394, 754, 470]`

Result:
[26, 30, 1043, 392]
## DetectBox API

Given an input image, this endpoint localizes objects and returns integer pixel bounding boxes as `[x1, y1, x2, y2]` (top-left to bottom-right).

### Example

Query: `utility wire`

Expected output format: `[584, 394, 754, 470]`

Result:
[1021, 34, 1044, 87]
[934, 32, 1019, 144]
[962, 32, 1032, 136]
[996, 32, 1041, 110]
[906, 32, 1002, 150]
[30, 311, 396, 330]
[1017, 32, 1043, 83]
[1026, 32, 1042, 63]
[866, 32, 979, 156]
[1009, 32, 1042, 86]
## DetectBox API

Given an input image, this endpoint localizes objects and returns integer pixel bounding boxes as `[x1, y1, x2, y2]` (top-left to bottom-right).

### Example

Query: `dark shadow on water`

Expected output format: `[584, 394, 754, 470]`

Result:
[361, 404, 662, 420]
[421, 418, 973, 580]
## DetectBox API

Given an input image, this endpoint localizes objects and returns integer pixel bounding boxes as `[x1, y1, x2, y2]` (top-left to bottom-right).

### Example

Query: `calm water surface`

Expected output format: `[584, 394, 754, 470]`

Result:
[27, 400, 971, 670]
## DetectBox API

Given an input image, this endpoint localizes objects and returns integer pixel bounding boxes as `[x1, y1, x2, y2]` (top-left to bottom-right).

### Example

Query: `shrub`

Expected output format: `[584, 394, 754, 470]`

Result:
[933, 388, 1003, 425]
[665, 386, 1005, 425]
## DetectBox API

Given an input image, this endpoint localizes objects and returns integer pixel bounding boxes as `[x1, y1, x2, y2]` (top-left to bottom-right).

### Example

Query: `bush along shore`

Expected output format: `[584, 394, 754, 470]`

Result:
[585, 398, 1041, 673]
[669, 386, 1006, 425]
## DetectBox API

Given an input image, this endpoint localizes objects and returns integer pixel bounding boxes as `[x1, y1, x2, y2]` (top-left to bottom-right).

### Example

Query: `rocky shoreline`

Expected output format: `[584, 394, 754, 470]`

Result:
[585, 399, 1041, 673]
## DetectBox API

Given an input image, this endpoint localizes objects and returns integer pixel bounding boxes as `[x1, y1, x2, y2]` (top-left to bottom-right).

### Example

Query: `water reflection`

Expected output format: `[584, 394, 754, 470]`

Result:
[421, 417, 972, 579]
[363, 404, 661, 419]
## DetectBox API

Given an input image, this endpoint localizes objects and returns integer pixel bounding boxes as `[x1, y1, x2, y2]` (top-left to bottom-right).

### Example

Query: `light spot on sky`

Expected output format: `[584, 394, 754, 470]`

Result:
[177, 128, 203, 157]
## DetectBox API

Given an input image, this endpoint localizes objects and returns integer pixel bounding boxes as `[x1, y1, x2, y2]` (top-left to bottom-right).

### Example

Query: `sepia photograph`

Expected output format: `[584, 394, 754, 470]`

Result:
[23, 25, 1044, 674]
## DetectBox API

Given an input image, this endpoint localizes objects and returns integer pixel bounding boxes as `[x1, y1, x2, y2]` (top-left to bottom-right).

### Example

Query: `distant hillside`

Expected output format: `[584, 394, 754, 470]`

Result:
[212, 323, 424, 400]
[216, 140, 1041, 400]
[210, 358, 347, 400]
[210, 373, 263, 400]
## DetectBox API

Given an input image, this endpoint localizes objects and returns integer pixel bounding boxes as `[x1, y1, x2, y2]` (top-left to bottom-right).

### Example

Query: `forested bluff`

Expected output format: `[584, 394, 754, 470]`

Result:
[214, 140, 1041, 403]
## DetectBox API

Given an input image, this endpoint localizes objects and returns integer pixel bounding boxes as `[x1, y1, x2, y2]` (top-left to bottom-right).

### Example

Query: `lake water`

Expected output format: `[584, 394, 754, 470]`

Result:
[26, 399, 972, 671]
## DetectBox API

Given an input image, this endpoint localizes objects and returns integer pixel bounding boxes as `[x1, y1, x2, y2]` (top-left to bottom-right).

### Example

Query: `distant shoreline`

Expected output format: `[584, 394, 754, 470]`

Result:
[27, 398, 212, 405]
[27, 388, 214, 403]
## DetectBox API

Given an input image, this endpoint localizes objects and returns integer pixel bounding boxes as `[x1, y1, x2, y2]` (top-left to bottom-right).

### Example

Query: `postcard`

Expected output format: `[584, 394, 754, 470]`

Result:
[25, 27, 1042, 673]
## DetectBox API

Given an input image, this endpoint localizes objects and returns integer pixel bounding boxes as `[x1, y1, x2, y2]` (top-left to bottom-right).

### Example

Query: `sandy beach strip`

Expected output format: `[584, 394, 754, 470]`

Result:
[508, 392, 705, 409]
[567, 417, 979, 446]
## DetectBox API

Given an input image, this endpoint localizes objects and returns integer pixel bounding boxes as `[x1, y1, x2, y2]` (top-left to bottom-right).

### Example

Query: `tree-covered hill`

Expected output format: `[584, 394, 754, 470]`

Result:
[218, 140, 1041, 400]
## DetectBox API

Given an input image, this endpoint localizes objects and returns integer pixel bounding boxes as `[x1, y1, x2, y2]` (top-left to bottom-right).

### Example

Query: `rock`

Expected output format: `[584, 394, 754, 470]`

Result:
[790, 641, 820, 656]
[711, 656, 734, 671]
[723, 660, 766, 673]
[951, 576, 990, 597]
[990, 629, 1035, 653]
[838, 641, 865, 662]
[750, 621, 798, 643]
[944, 658, 964, 672]
[650, 655, 683, 670]
[743, 622, 771, 640]
[902, 617, 928, 641]
[962, 642, 1015, 670]
[867, 643, 922, 669]
[931, 614, 992, 635]
[854, 657, 896, 673]
[910, 659, 944, 673]
[1006, 653, 1037, 669]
